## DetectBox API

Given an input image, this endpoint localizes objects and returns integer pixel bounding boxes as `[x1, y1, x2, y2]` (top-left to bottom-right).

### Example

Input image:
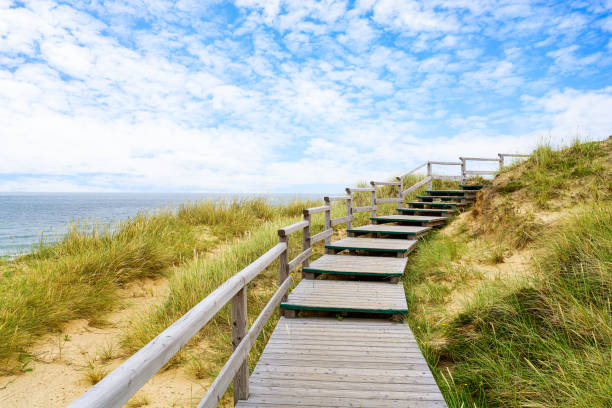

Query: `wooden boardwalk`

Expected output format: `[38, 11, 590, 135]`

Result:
[236, 185, 482, 406]
[236, 317, 446, 408]
[68, 159, 515, 408]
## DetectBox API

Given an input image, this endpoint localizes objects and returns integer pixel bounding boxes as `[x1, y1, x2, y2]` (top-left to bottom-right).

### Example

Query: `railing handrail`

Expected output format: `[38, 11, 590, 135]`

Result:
[68, 241, 287, 408]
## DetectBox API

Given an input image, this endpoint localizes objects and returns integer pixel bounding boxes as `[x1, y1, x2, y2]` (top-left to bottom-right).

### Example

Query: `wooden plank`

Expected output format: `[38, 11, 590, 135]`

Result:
[278, 220, 309, 237]
[405, 201, 462, 206]
[371, 180, 401, 186]
[310, 228, 333, 244]
[351, 205, 376, 213]
[348, 224, 430, 237]
[376, 197, 403, 204]
[287, 248, 312, 272]
[370, 215, 447, 226]
[326, 237, 417, 253]
[326, 195, 351, 201]
[303, 205, 330, 215]
[280, 281, 408, 314]
[347, 187, 375, 192]
[68, 242, 287, 408]
[238, 318, 446, 407]
[427, 161, 462, 165]
[464, 170, 495, 175]
[397, 208, 454, 214]
[459, 156, 499, 162]
[401, 176, 431, 196]
[331, 215, 353, 226]
[402, 162, 427, 177]
[302, 254, 407, 277]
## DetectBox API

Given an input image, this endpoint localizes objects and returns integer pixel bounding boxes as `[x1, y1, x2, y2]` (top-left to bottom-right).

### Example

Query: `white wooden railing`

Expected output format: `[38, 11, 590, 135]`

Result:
[68, 152, 528, 408]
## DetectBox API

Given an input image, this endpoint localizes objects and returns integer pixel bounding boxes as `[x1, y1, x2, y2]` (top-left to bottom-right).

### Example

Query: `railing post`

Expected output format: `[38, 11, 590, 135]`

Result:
[370, 181, 377, 217]
[396, 176, 402, 209]
[324, 197, 332, 244]
[278, 232, 289, 304]
[498, 153, 504, 169]
[345, 190, 353, 229]
[426, 162, 433, 189]
[301, 210, 311, 268]
[231, 287, 248, 404]
[460, 158, 466, 183]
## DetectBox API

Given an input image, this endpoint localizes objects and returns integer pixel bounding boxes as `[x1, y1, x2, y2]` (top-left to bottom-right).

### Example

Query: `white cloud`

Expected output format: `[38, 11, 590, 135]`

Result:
[0, 0, 610, 193]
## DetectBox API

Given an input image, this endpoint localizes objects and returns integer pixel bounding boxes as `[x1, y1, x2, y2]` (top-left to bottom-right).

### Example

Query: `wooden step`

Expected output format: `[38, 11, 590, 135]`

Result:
[398, 208, 455, 215]
[426, 189, 476, 196]
[347, 224, 431, 239]
[460, 184, 484, 190]
[416, 195, 470, 201]
[236, 317, 445, 407]
[406, 201, 465, 207]
[280, 280, 409, 314]
[326, 237, 417, 256]
[370, 215, 447, 227]
[303, 254, 407, 277]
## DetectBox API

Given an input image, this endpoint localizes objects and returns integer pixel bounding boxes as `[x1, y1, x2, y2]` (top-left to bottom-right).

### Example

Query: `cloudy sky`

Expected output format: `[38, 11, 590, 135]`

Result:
[1, 0, 611, 193]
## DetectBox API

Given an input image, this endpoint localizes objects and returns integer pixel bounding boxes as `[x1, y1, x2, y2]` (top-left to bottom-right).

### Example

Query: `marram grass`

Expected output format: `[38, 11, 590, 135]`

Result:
[403, 139, 612, 408]
[0, 197, 319, 373]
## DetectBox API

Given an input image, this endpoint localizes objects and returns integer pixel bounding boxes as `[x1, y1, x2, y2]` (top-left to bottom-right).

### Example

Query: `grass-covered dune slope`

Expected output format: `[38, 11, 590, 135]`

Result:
[406, 138, 611, 407]
[0, 198, 318, 373]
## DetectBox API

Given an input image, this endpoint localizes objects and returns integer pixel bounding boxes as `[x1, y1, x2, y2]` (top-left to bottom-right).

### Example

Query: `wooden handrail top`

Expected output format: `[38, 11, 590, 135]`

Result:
[371, 180, 401, 186]
[459, 157, 500, 162]
[428, 161, 462, 166]
[402, 162, 427, 177]
[464, 170, 496, 175]
[326, 195, 351, 201]
[67, 242, 287, 408]
[347, 187, 376, 193]
[499, 153, 529, 157]
[278, 220, 309, 237]
[376, 197, 402, 204]
[303, 205, 331, 215]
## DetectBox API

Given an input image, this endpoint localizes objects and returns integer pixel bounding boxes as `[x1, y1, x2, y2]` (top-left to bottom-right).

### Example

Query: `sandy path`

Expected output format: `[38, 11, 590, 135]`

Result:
[0, 276, 210, 407]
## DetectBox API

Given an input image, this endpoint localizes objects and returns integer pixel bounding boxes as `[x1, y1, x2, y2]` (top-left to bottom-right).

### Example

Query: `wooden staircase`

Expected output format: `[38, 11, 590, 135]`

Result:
[69, 156, 523, 408]
[237, 184, 483, 407]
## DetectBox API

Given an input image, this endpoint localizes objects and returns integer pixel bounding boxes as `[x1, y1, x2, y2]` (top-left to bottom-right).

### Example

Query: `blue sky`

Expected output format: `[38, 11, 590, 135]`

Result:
[0, 0, 611, 193]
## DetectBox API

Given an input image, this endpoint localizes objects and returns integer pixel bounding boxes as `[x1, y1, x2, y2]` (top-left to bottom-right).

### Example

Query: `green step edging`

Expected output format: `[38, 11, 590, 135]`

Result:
[302, 268, 404, 277]
[416, 195, 468, 200]
[279, 304, 408, 314]
[397, 209, 453, 214]
[460, 184, 484, 190]
[426, 190, 475, 194]
[406, 201, 459, 206]
[347, 229, 421, 235]
[369, 217, 429, 224]
[324, 244, 407, 253]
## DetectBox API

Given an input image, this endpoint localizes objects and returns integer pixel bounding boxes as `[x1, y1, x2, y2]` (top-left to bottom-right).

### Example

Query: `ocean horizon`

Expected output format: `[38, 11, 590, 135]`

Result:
[0, 192, 323, 258]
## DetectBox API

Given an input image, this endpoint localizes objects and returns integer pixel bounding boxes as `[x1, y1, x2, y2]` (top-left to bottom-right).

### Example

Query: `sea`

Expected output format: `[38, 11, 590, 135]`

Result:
[0, 192, 322, 258]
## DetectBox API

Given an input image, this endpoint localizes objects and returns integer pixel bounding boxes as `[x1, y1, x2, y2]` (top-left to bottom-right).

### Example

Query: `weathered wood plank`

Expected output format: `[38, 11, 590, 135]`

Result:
[326, 237, 417, 253]
[302, 254, 407, 277]
[280, 281, 408, 313]
[310, 228, 333, 244]
[238, 318, 446, 407]
[348, 224, 431, 237]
